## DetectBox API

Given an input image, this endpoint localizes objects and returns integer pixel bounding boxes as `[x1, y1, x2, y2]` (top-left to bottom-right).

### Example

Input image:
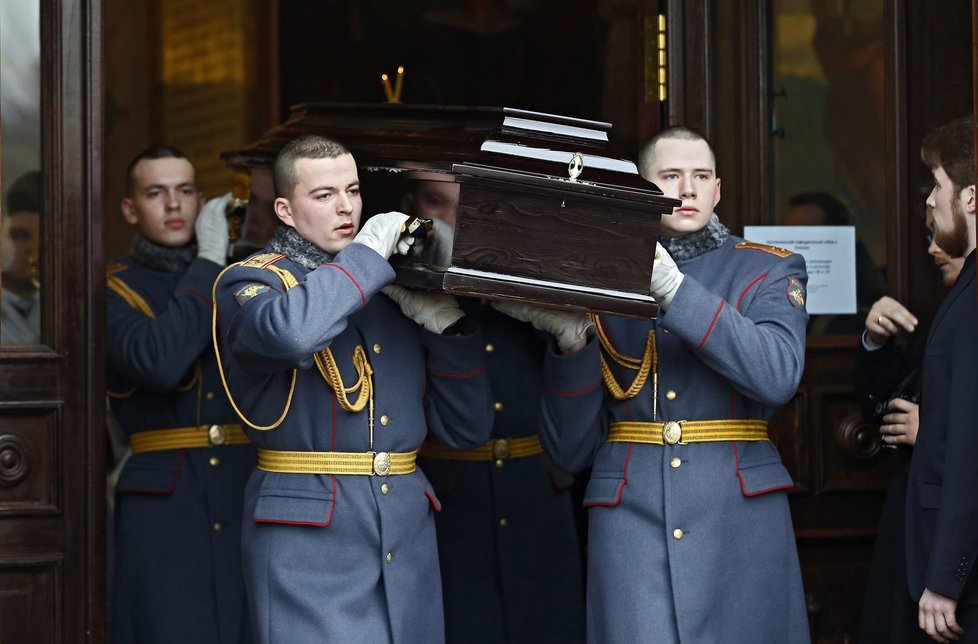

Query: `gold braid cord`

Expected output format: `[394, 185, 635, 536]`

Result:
[211, 258, 374, 431]
[314, 345, 373, 413]
[106, 274, 153, 399]
[591, 314, 656, 401]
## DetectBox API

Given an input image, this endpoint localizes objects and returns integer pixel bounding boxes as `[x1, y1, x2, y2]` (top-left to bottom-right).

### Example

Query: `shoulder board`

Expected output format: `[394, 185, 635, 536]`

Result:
[238, 253, 285, 269]
[734, 241, 794, 258]
[106, 262, 129, 277]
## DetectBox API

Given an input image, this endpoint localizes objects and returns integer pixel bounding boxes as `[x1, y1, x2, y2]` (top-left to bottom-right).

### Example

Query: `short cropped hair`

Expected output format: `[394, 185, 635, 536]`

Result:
[125, 145, 190, 195]
[920, 117, 976, 194]
[272, 134, 351, 199]
[638, 125, 715, 171]
[788, 191, 852, 226]
[6, 170, 41, 214]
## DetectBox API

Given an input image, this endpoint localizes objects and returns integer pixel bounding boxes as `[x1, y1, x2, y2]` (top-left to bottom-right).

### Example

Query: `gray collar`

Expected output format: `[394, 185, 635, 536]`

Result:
[266, 224, 335, 270]
[662, 214, 730, 261]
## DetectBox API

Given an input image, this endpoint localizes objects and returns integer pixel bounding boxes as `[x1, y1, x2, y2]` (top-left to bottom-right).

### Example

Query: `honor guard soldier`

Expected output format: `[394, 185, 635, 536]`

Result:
[212, 135, 493, 643]
[107, 146, 252, 643]
[406, 179, 592, 643]
[544, 127, 811, 643]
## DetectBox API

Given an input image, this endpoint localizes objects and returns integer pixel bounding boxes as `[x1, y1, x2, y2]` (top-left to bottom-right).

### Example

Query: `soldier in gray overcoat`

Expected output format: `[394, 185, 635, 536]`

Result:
[213, 134, 494, 644]
[543, 127, 811, 643]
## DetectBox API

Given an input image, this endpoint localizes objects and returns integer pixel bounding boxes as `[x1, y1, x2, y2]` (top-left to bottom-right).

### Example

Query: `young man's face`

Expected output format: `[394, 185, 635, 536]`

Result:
[641, 137, 721, 238]
[3, 210, 39, 279]
[926, 164, 973, 259]
[925, 207, 966, 286]
[405, 181, 460, 228]
[121, 157, 203, 248]
[274, 154, 362, 255]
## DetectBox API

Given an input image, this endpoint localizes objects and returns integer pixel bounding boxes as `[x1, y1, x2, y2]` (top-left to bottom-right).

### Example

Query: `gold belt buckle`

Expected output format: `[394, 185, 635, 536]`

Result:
[208, 424, 227, 446]
[372, 451, 392, 476]
[492, 439, 511, 460]
[663, 421, 682, 445]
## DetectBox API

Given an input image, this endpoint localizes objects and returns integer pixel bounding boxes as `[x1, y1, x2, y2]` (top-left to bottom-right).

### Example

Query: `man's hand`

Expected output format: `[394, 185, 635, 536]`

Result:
[195, 192, 232, 266]
[919, 588, 963, 642]
[649, 242, 685, 311]
[382, 285, 464, 334]
[865, 296, 918, 348]
[490, 300, 593, 354]
[880, 398, 919, 446]
[353, 212, 415, 259]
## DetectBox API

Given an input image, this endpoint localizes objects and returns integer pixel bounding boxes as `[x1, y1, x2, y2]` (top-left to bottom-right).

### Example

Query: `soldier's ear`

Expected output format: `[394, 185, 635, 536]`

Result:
[121, 198, 139, 225]
[713, 178, 722, 208]
[964, 184, 975, 215]
[273, 197, 294, 227]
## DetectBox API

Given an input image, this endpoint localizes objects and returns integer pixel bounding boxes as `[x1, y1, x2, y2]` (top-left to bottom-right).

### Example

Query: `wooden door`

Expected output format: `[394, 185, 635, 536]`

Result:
[666, 0, 974, 640]
[0, 2, 105, 642]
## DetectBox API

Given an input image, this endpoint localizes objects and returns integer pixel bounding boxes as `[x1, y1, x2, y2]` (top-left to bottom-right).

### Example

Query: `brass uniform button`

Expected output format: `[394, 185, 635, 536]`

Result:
[495, 459, 505, 469]
[205, 391, 216, 401]
[208, 424, 227, 446]
[670, 457, 681, 468]
[386, 552, 393, 564]
[373, 343, 382, 355]
[663, 421, 682, 445]
[665, 389, 677, 400]
[673, 528, 684, 540]
[499, 518, 508, 528]
[380, 415, 390, 426]
[494, 401, 504, 411]
[209, 456, 220, 467]
[381, 483, 390, 495]
[485, 343, 494, 353]
[213, 522, 223, 532]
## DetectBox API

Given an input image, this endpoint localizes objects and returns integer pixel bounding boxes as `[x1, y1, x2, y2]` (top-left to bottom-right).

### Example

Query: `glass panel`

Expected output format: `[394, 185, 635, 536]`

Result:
[771, 0, 887, 334]
[0, 0, 42, 346]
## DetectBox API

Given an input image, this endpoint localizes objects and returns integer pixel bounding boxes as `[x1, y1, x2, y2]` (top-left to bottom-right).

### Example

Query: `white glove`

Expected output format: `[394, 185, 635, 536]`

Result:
[490, 300, 594, 352]
[195, 192, 232, 266]
[649, 242, 685, 311]
[382, 285, 465, 334]
[353, 212, 416, 260]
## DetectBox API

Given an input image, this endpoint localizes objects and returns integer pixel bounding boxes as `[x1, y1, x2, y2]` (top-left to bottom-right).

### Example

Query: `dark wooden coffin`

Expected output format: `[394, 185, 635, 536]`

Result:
[222, 103, 679, 317]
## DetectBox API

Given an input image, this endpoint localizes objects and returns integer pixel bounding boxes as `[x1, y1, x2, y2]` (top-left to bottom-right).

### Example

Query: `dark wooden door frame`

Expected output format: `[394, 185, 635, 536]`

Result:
[0, 1, 105, 642]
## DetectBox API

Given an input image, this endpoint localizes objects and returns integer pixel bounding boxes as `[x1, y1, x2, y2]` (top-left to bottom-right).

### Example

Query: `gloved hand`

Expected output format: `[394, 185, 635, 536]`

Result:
[195, 192, 232, 266]
[490, 300, 594, 352]
[382, 285, 465, 334]
[353, 212, 416, 260]
[649, 242, 685, 311]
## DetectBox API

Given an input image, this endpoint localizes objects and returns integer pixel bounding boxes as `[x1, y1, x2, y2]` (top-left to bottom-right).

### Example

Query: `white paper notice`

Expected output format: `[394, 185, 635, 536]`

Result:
[742, 226, 856, 314]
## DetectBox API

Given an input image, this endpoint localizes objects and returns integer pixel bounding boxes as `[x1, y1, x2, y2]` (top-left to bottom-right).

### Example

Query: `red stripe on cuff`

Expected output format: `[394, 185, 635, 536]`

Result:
[695, 300, 725, 352]
[545, 376, 603, 397]
[326, 264, 367, 307]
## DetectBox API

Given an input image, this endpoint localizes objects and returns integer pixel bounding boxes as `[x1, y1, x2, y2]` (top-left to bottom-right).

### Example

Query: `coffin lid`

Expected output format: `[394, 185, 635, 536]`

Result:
[222, 102, 679, 212]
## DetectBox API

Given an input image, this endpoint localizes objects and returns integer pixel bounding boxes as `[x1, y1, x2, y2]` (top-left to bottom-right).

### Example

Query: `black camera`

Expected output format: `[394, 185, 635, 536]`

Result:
[872, 391, 919, 425]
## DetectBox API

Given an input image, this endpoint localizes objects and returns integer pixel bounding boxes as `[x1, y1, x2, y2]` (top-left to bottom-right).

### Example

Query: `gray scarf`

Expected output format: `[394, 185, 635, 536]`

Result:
[266, 224, 335, 270]
[662, 213, 730, 261]
[130, 233, 196, 272]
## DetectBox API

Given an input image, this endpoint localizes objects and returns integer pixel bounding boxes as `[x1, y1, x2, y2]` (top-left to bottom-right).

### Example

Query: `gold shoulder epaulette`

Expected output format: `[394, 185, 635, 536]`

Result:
[239, 253, 285, 269]
[106, 262, 129, 277]
[735, 241, 794, 258]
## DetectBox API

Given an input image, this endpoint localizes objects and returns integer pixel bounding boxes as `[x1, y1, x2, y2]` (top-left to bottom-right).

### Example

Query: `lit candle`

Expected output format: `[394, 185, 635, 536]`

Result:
[380, 73, 394, 102]
[393, 66, 405, 103]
